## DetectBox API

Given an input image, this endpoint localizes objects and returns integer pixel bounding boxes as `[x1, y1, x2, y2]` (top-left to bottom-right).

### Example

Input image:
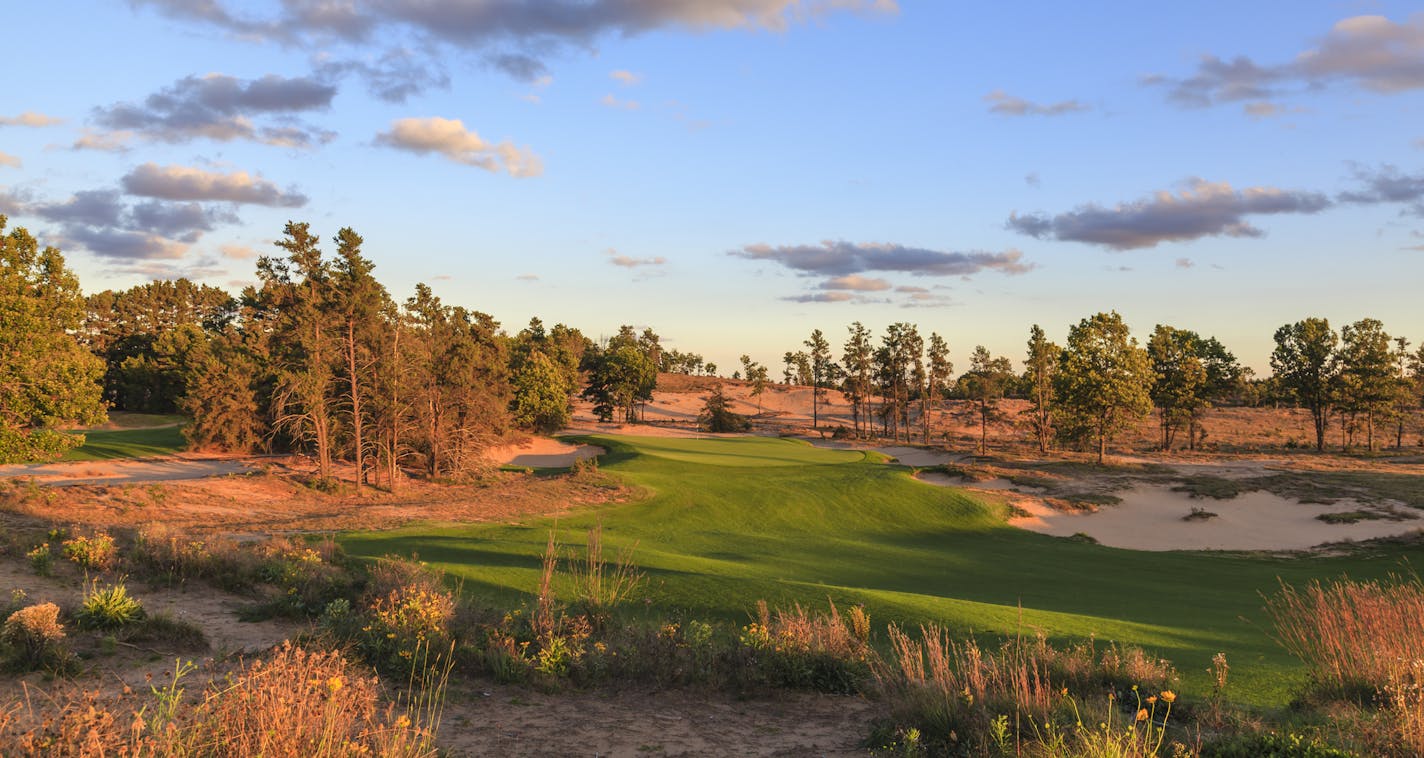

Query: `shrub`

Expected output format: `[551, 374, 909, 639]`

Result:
[25, 543, 52, 576]
[1, 602, 68, 670]
[360, 584, 456, 672]
[75, 578, 145, 631]
[738, 600, 873, 694]
[61, 531, 117, 571]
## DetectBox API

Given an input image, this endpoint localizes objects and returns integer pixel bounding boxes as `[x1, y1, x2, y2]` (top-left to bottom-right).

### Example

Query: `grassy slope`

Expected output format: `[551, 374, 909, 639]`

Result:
[61, 415, 186, 461]
[339, 435, 1417, 707]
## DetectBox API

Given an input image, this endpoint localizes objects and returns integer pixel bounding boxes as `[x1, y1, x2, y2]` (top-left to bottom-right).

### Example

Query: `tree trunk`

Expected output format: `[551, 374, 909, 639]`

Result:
[346, 321, 363, 492]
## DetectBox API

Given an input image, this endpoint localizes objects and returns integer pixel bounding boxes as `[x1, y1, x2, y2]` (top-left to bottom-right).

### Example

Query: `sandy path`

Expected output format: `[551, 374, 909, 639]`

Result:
[439, 684, 874, 757]
[0, 458, 253, 487]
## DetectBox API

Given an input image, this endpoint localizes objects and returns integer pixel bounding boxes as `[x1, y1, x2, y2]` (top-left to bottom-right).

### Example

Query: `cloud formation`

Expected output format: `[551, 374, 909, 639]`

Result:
[132, 0, 896, 95]
[317, 49, 450, 103]
[1338, 164, 1424, 214]
[12, 186, 240, 261]
[0, 152, 20, 169]
[374, 117, 543, 177]
[0, 112, 63, 127]
[611, 69, 642, 86]
[731, 240, 1033, 277]
[783, 291, 858, 303]
[1150, 14, 1424, 109]
[601, 93, 640, 110]
[984, 90, 1089, 116]
[92, 73, 336, 146]
[1007, 178, 1331, 250]
[607, 249, 667, 268]
[820, 274, 890, 291]
[121, 163, 309, 207]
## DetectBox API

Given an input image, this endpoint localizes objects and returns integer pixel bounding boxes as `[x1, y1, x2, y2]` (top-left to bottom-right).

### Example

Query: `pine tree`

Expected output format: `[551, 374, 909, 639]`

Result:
[1054, 312, 1153, 463]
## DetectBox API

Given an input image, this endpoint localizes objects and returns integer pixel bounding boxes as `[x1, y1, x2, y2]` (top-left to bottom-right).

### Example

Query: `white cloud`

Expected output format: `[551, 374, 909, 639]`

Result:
[611, 69, 642, 86]
[0, 111, 63, 127]
[374, 116, 542, 177]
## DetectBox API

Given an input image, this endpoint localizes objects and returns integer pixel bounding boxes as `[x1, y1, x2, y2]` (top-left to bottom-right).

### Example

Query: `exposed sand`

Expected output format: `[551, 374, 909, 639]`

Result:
[917, 475, 1422, 551]
[482, 437, 604, 468]
[0, 458, 253, 487]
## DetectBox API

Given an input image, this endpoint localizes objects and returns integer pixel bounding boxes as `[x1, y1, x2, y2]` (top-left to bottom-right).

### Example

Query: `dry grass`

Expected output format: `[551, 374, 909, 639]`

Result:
[876, 625, 1179, 756]
[0, 641, 449, 757]
[1265, 576, 1424, 756]
[1264, 576, 1424, 698]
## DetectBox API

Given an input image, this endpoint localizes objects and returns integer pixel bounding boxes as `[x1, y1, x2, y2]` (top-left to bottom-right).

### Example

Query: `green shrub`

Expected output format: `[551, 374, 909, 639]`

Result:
[76, 578, 145, 630]
[1200, 732, 1357, 758]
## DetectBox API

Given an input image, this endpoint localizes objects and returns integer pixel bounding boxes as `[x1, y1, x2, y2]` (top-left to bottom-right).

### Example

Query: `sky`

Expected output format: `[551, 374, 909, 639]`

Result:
[2, 1, 1423, 374]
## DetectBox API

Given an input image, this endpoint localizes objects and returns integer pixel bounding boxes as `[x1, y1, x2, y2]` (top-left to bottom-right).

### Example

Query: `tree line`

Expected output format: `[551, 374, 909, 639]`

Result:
[771, 313, 1422, 461]
[2, 214, 1420, 466]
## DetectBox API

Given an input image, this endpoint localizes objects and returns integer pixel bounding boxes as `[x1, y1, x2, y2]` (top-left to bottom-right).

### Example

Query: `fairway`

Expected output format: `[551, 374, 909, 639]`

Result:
[340, 435, 1418, 707]
[62, 422, 186, 461]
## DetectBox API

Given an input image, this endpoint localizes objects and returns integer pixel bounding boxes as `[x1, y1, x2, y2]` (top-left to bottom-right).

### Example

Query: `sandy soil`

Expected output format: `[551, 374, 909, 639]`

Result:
[917, 473, 1422, 551]
[0, 458, 253, 487]
[482, 437, 605, 468]
[440, 684, 873, 757]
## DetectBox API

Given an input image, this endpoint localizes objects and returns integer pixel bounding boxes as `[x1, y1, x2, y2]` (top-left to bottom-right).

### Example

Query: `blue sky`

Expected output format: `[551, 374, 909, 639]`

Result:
[3, 1, 1422, 373]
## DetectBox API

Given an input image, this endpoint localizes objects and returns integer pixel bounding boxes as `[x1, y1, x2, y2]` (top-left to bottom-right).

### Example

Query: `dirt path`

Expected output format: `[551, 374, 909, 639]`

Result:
[0, 458, 254, 487]
[439, 683, 875, 757]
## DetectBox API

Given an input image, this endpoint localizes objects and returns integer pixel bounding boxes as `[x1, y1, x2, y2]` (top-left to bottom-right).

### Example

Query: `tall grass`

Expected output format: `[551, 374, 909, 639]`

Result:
[0, 642, 449, 757]
[1265, 576, 1424, 755]
[876, 624, 1179, 756]
[1263, 576, 1424, 698]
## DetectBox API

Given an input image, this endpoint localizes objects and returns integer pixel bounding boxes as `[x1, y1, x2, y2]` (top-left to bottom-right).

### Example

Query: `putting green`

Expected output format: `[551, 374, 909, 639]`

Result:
[340, 434, 1416, 707]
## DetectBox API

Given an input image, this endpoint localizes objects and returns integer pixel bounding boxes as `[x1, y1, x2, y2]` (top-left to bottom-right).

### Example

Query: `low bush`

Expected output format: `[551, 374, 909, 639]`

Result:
[61, 531, 117, 571]
[1, 602, 70, 672]
[75, 578, 145, 631]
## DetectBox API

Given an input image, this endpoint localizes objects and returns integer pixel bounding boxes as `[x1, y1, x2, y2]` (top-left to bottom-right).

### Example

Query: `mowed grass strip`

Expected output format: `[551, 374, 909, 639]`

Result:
[339, 434, 1417, 707]
[62, 423, 187, 461]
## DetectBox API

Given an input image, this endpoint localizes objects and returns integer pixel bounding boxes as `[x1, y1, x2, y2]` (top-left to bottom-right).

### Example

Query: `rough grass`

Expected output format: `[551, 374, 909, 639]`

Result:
[339, 434, 1421, 708]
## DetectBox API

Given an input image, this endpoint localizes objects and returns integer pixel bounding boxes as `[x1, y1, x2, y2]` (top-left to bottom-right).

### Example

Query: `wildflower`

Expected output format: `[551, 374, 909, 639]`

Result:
[1136, 708, 1149, 722]
[327, 676, 344, 693]
[396, 715, 411, 729]
[1160, 690, 1176, 703]
[1147, 695, 1157, 704]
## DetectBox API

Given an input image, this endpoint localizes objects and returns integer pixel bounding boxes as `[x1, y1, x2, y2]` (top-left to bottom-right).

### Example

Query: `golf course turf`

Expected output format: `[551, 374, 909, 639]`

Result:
[338, 435, 1419, 707]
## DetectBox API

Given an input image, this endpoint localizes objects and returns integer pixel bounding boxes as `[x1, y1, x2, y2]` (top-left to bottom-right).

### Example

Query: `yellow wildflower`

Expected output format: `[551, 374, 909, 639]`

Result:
[1135, 708, 1148, 722]
[1160, 690, 1176, 703]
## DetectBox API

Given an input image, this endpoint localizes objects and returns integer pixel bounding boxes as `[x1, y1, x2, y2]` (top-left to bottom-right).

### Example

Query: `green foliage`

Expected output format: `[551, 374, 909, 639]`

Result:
[961, 345, 1015, 453]
[180, 332, 265, 453]
[1149, 324, 1209, 451]
[76, 578, 146, 630]
[0, 218, 106, 462]
[698, 384, 751, 432]
[1199, 732, 1357, 758]
[1272, 318, 1339, 452]
[1025, 324, 1060, 453]
[582, 337, 657, 423]
[1336, 318, 1396, 450]
[511, 350, 574, 433]
[1054, 311, 1153, 462]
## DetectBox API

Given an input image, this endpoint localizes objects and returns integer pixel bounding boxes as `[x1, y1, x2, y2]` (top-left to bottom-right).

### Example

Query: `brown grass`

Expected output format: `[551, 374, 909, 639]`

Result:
[0, 641, 448, 757]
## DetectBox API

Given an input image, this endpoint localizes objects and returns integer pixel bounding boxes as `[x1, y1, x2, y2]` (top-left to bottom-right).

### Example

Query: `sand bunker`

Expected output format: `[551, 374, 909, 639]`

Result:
[483, 437, 604, 468]
[919, 476, 1421, 551]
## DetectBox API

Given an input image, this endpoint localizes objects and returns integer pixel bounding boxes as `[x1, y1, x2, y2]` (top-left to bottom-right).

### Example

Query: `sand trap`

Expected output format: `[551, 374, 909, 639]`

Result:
[951, 482, 1421, 551]
[483, 437, 604, 468]
[917, 471, 1019, 491]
